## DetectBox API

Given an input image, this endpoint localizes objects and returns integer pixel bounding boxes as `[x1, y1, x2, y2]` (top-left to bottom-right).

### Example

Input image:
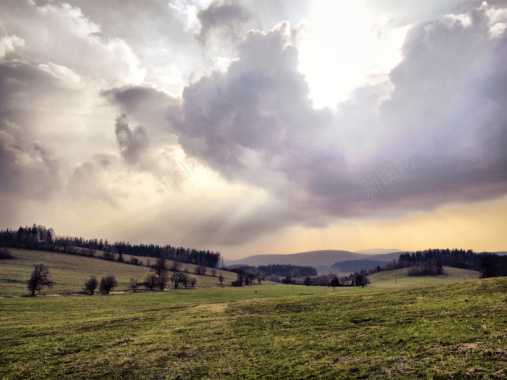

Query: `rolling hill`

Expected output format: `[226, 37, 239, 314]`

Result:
[368, 266, 482, 288]
[0, 248, 237, 296]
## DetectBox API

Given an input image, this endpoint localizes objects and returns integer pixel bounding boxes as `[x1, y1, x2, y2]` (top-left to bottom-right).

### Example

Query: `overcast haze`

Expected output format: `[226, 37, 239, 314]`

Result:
[1, 0, 506, 259]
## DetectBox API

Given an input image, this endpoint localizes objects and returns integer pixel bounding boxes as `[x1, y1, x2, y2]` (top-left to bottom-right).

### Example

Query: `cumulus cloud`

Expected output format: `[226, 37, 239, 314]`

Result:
[167, 1, 507, 243]
[0, 30, 24, 58]
[169, 22, 333, 174]
[196, 0, 251, 46]
[0, 1, 145, 86]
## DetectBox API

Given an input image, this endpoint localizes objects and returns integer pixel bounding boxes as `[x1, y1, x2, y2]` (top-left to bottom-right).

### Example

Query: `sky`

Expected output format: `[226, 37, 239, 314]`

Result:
[1, 0, 507, 260]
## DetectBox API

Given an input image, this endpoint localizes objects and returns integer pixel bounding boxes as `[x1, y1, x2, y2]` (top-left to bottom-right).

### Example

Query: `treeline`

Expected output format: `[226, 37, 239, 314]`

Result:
[229, 264, 317, 278]
[297, 271, 370, 287]
[0, 224, 221, 268]
[374, 248, 507, 278]
[228, 266, 369, 288]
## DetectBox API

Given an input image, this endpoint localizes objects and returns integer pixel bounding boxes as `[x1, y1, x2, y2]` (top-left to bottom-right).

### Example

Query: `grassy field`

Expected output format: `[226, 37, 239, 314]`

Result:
[0, 276, 506, 379]
[0, 249, 237, 296]
[369, 266, 482, 288]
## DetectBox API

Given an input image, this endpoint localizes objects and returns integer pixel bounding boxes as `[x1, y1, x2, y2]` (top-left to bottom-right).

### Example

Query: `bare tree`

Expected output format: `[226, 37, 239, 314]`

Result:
[158, 271, 169, 291]
[218, 273, 224, 285]
[143, 273, 159, 291]
[181, 274, 189, 288]
[194, 265, 207, 276]
[189, 276, 197, 288]
[171, 272, 187, 289]
[130, 278, 140, 292]
[152, 257, 168, 276]
[84, 276, 98, 295]
[211, 268, 217, 277]
[99, 275, 118, 294]
[27, 264, 54, 296]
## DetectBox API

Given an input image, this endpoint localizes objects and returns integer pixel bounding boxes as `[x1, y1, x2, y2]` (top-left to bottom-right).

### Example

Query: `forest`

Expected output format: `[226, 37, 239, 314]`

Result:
[377, 248, 507, 278]
[0, 224, 221, 268]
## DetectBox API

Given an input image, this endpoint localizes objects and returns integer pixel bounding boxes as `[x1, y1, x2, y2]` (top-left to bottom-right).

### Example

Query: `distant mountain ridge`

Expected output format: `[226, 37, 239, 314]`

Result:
[355, 249, 403, 255]
[225, 249, 403, 274]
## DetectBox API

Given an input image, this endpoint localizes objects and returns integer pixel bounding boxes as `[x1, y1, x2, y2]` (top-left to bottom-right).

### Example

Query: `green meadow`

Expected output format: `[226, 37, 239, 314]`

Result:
[369, 266, 482, 288]
[1, 249, 506, 379]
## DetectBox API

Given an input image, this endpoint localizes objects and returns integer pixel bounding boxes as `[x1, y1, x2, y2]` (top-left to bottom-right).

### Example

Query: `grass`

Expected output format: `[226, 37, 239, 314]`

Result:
[0, 248, 237, 296]
[0, 278, 506, 379]
[369, 266, 481, 288]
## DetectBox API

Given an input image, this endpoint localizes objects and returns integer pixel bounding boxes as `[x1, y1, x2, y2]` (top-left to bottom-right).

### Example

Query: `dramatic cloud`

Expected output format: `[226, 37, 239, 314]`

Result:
[1, 0, 506, 256]
[168, 1, 507, 238]
[196, 0, 250, 46]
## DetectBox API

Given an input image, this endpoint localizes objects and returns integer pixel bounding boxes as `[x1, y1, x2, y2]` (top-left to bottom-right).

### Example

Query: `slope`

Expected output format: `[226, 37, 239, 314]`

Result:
[369, 266, 482, 288]
[0, 248, 236, 296]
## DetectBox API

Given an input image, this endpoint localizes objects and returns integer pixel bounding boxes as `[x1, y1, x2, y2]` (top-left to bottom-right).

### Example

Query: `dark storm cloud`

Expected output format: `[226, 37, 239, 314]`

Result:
[114, 114, 150, 166]
[168, 1, 507, 239]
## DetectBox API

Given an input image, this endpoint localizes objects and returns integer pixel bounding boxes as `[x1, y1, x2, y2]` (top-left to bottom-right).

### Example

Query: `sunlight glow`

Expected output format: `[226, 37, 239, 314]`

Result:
[298, 0, 408, 108]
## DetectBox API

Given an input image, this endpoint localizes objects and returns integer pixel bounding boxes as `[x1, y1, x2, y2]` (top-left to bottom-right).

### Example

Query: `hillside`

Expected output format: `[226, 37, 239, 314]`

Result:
[0, 248, 237, 296]
[369, 266, 482, 288]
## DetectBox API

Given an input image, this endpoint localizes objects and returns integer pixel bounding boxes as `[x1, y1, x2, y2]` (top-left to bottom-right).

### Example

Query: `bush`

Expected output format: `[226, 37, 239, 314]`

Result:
[143, 273, 159, 291]
[99, 275, 118, 294]
[130, 278, 140, 292]
[83, 276, 98, 295]
[129, 257, 140, 265]
[102, 251, 116, 261]
[0, 246, 14, 260]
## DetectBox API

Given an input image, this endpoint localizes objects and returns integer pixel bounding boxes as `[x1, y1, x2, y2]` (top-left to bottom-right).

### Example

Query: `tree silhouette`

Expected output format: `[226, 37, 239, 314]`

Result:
[99, 275, 118, 294]
[83, 276, 98, 295]
[27, 264, 53, 296]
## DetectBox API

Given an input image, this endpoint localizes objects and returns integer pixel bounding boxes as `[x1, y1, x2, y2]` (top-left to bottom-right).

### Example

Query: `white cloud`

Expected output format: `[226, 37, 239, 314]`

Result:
[0, 33, 24, 58]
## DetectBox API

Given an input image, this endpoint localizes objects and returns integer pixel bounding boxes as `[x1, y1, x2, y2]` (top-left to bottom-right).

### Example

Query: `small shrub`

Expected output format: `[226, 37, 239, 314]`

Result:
[129, 257, 140, 265]
[143, 273, 159, 291]
[0, 246, 14, 260]
[102, 251, 116, 261]
[130, 278, 140, 292]
[99, 275, 118, 294]
[83, 276, 98, 295]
